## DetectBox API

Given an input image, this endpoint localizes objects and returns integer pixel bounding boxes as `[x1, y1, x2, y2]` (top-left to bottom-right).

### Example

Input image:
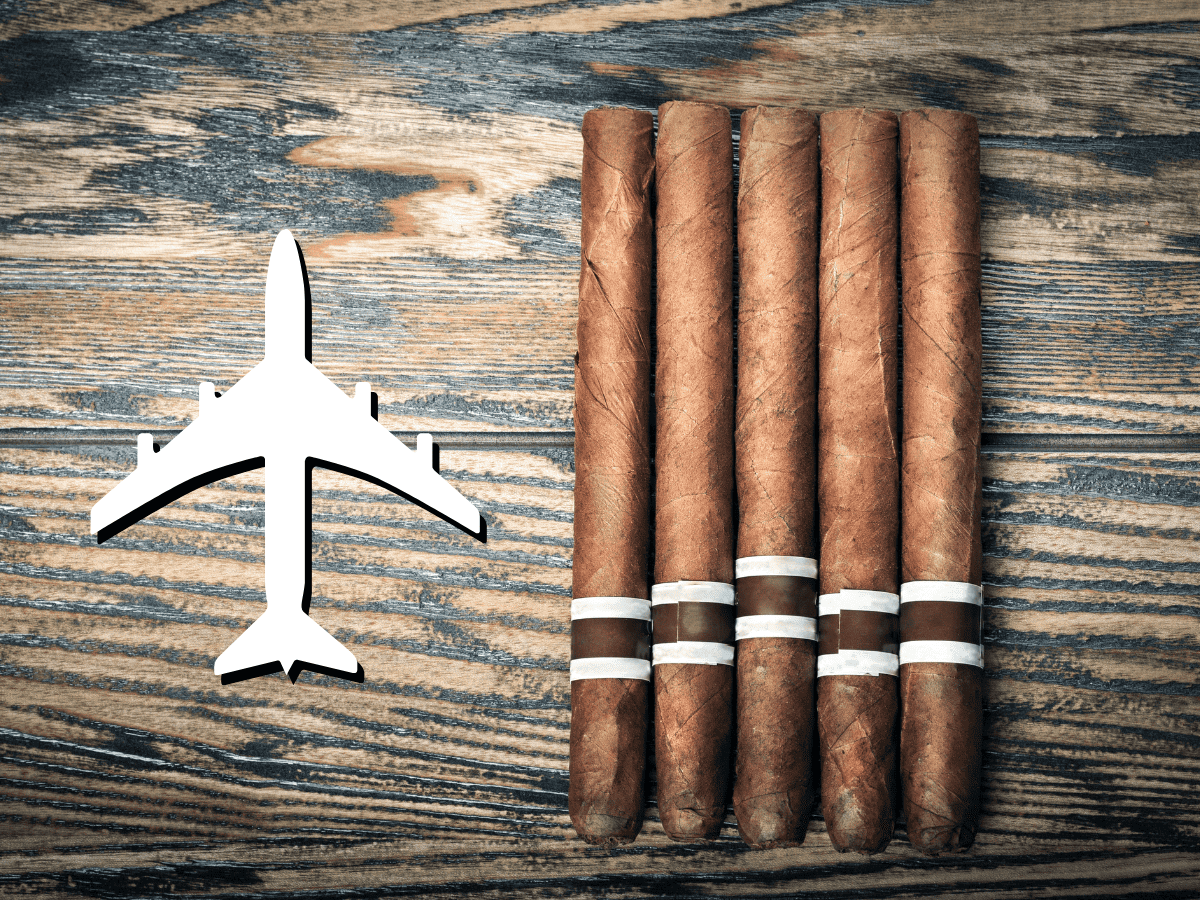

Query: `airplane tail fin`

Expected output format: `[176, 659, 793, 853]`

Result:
[215, 606, 358, 683]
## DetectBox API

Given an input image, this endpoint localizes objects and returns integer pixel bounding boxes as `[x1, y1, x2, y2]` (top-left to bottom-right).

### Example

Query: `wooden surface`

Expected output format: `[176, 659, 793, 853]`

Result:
[1, 1, 1198, 895]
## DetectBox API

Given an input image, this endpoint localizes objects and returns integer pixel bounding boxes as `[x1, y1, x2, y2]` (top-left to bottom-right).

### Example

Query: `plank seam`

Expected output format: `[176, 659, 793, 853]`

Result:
[3, 429, 1199, 452]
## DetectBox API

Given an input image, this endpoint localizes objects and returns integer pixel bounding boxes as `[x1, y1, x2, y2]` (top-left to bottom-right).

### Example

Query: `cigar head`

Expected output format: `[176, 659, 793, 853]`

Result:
[817, 674, 898, 854]
[899, 664, 983, 855]
[733, 638, 817, 848]
[654, 663, 734, 841]
[570, 678, 649, 845]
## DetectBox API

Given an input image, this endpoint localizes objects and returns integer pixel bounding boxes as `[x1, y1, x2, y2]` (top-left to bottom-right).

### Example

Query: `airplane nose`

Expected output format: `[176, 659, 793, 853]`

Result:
[265, 229, 309, 361]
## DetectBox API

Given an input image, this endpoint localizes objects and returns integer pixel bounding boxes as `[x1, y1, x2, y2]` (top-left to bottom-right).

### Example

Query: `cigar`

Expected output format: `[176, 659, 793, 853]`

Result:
[732, 106, 820, 849]
[898, 108, 984, 855]
[653, 100, 736, 842]
[570, 107, 656, 846]
[816, 108, 901, 855]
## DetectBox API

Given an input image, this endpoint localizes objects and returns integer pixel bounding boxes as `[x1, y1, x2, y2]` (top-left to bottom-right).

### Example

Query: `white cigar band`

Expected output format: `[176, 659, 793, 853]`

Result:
[652, 641, 735, 667]
[735, 555, 818, 580]
[899, 641, 984, 668]
[817, 588, 899, 677]
[650, 581, 735, 606]
[651, 581, 735, 666]
[570, 657, 652, 681]
[570, 596, 652, 682]
[735, 615, 817, 642]
[817, 649, 899, 678]
[837, 589, 900, 614]
[899, 581, 985, 668]
[899, 581, 982, 606]
[571, 597, 652, 621]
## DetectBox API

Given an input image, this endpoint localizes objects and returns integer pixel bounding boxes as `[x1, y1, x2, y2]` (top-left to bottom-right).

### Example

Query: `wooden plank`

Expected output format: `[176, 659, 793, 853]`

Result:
[0, 447, 1196, 891]
[1, 7, 1199, 432]
[1, 255, 1197, 434]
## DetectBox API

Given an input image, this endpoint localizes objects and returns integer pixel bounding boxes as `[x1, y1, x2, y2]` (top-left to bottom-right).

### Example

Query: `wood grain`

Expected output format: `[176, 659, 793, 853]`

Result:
[1, 448, 1198, 892]
[1, 0, 1198, 893]
[1, 7, 1197, 431]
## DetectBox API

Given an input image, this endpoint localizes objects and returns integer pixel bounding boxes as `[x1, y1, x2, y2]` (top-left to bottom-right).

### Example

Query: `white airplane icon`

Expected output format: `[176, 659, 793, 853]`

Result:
[91, 229, 485, 684]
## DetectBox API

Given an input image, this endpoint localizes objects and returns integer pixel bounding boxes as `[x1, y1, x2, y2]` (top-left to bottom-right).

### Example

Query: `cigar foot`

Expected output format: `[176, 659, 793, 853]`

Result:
[569, 679, 648, 845]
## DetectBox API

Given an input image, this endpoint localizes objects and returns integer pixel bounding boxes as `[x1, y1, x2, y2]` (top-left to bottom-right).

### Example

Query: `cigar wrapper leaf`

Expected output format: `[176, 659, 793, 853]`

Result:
[570, 106, 655, 846]
[653, 100, 736, 842]
[898, 107, 985, 855]
[732, 106, 821, 849]
[816, 108, 901, 855]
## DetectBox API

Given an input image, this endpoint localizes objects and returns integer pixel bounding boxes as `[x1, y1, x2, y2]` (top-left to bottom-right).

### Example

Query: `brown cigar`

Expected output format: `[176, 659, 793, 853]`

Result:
[570, 107, 655, 846]
[898, 108, 984, 855]
[653, 100, 736, 842]
[816, 108, 900, 855]
[732, 106, 820, 849]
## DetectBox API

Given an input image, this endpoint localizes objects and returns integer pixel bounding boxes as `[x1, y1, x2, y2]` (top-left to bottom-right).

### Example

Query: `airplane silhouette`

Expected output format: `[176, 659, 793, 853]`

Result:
[91, 230, 485, 684]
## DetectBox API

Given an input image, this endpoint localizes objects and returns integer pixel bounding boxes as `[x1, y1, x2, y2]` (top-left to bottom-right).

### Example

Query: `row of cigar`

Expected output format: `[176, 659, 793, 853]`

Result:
[571, 101, 983, 854]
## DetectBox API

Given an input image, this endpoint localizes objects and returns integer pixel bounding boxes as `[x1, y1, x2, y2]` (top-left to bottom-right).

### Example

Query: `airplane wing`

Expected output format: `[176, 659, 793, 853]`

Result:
[308, 394, 483, 540]
[91, 378, 265, 541]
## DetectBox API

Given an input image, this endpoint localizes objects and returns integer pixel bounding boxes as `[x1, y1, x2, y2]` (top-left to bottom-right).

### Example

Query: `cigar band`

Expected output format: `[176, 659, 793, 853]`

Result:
[899, 581, 982, 606]
[735, 555, 818, 579]
[571, 597, 652, 679]
[816, 649, 899, 678]
[651, 641, 735, 667]
[651, 581, 735, 664]
[651, 581, 735, 606]
[833, 589, 900, 614]
[735, 564, 818, 621]
[571, 597, 652, 621]
[569, 657, 652, 682]
[899, 640, 984, 669]
[817, 589, 899, 677]
[899, 581, 983, 663]
[734, 614, 817, 642]
[818, 593, 841, 616]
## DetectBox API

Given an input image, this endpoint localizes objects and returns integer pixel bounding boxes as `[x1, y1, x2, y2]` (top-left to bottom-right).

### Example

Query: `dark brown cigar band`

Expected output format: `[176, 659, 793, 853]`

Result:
[572, 618, 652, 661]
[816, 589, 901, 676]
[898, 582, 984, 665]
[735, 575, 818, 618]
[650, 581, 736, 666]
[817, 614, 840, 657]
[900, 601, 980, 645]
[652, 602, 735, 645]
[839, 609, 899, 654]
[569, 597, 652, 680]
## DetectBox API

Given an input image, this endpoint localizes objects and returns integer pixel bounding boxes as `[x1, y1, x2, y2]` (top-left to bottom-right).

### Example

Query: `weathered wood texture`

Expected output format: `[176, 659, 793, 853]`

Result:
[1, 1, 1199, 433]
[1, 0, 1198, 894]
[0, 448, 1198, 893]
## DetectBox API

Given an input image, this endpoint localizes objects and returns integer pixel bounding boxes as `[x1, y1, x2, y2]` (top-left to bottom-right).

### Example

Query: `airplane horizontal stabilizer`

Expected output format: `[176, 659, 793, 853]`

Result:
[214, 606, 358, 682]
